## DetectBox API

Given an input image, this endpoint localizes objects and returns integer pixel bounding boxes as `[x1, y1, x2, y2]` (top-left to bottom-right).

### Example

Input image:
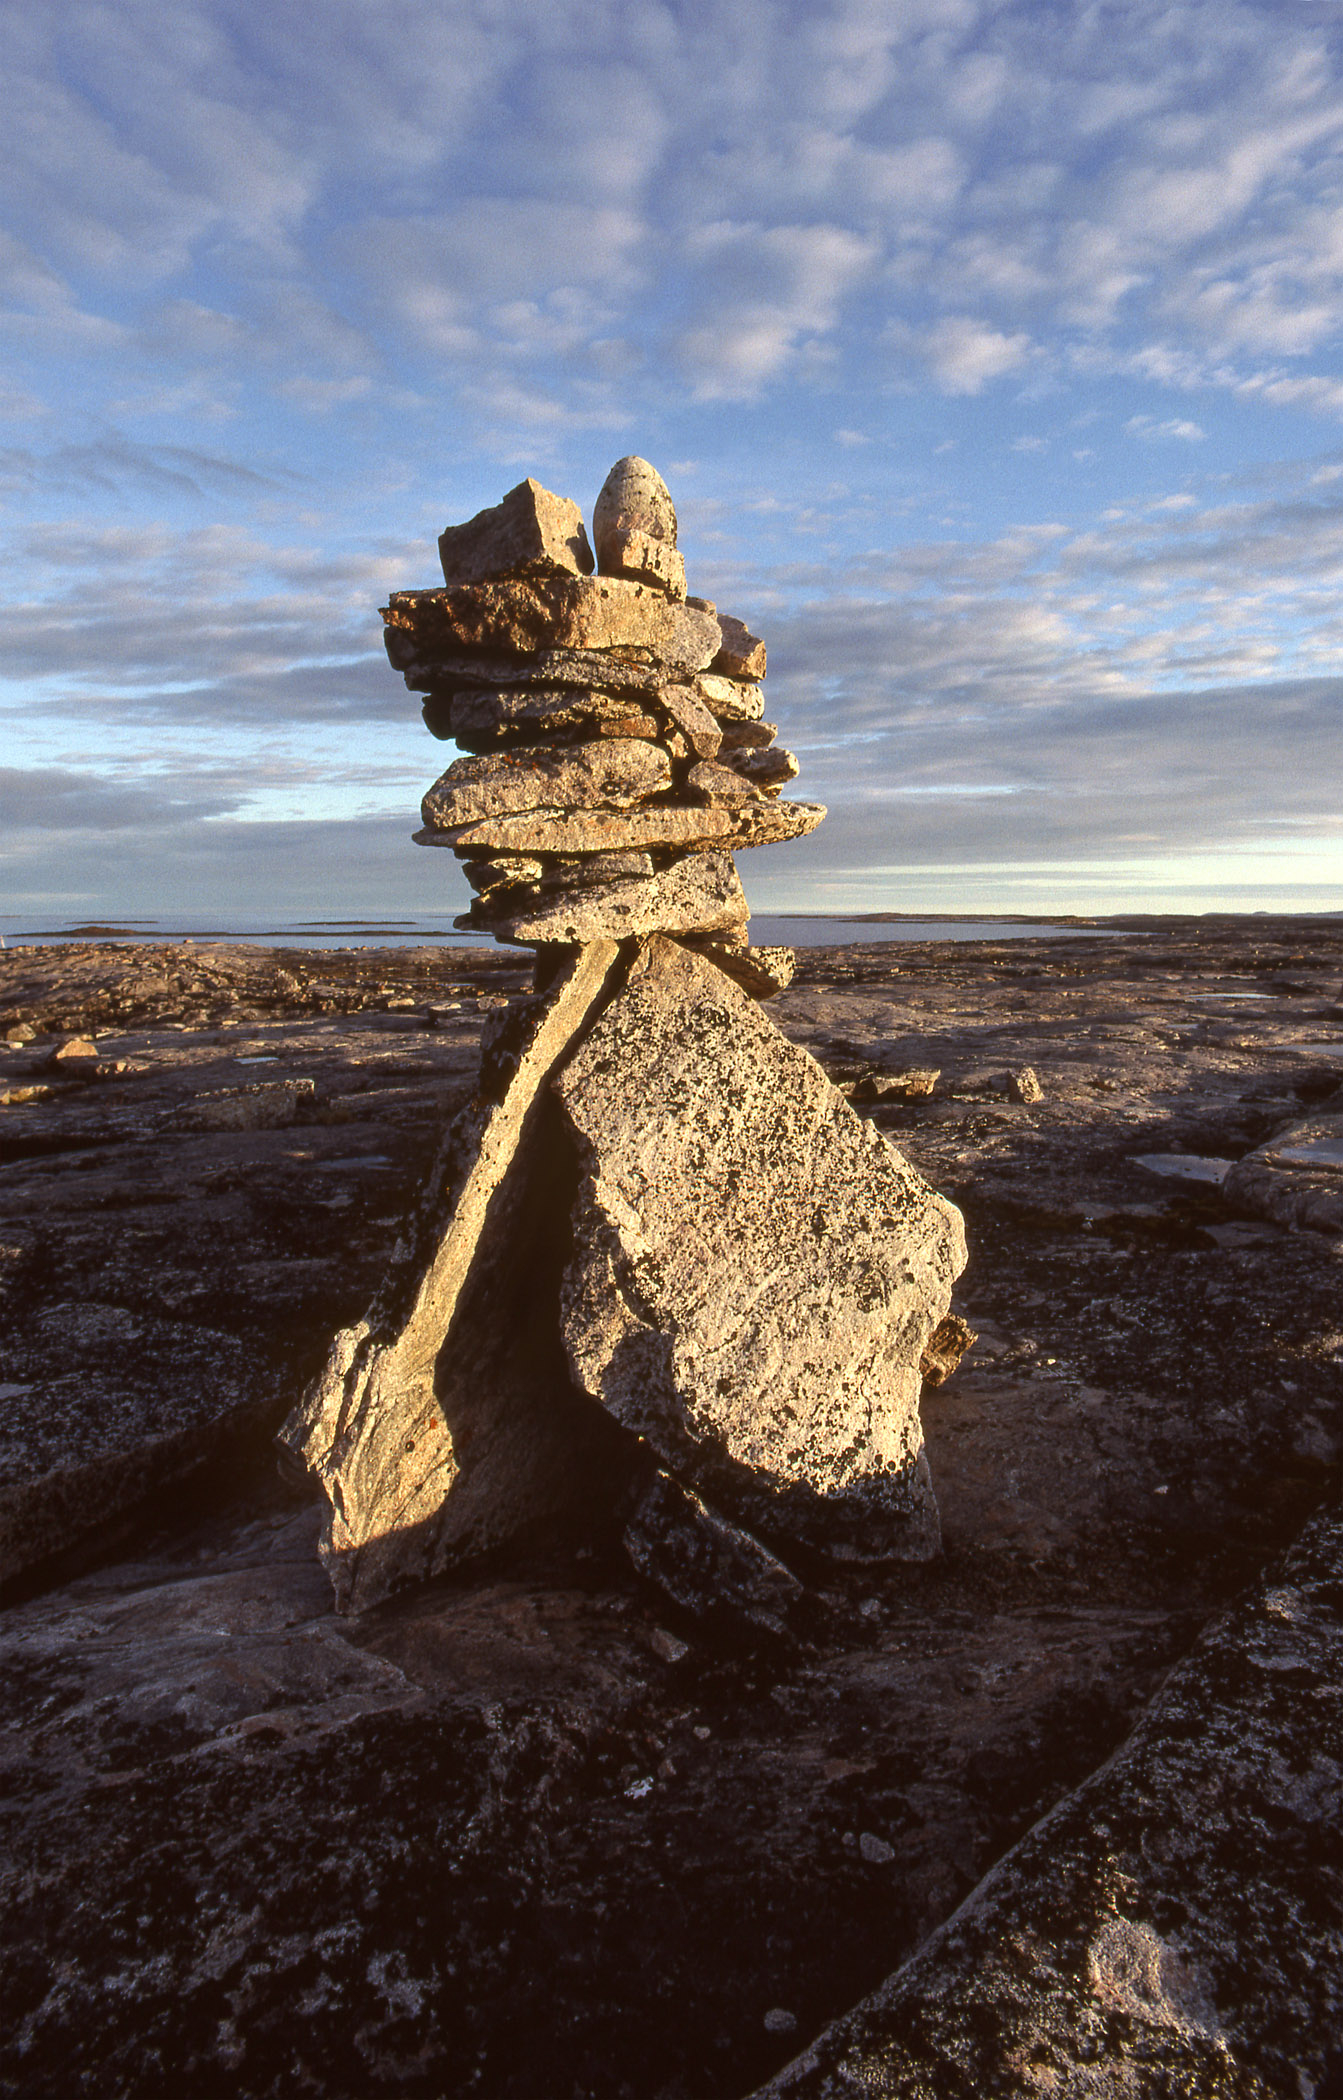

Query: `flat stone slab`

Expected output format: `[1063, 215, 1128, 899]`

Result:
[415, 798, 826, 858]
[421, 738, 670, 829]
[429, 685, 662, 746]
[0, 1304, 276, 1591]
[1224, 1110, 1343, 1232]
[277, 943, 629, 1613]
[384, 577, 722, 670]
[459, 852, 747, 947]
[554, 939, 967, 1562]
[749, 1499, 1343, 2099]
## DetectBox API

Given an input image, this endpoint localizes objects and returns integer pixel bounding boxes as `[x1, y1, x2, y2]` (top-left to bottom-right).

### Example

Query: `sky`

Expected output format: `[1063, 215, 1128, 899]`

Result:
[3, 0, 1343, 926]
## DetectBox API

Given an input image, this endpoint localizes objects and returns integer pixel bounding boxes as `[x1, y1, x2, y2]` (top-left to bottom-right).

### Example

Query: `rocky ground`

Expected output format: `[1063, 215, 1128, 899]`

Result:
[0, 919, 1340, 2099]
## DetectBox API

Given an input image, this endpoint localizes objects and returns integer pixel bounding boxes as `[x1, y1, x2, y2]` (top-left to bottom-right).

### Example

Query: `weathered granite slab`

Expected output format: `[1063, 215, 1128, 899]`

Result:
[718, 717, 778, 748]
[391, 643, 670, 697]
[426, 685, 661, 746]
[621, 1467, 802, 1642]
[748, 1499, 1343, 2099]
[696, 670, 766, 721]
[415, 798, 826, 858]
[384, 577, 722, 669]
[277, 943, 629, 1613]
[712, 614, 767, 680]
[554, 939, 967, 1561]
[1223, 1110, 1343, 1232]
[686, 758, 765, 802]
[437, 477, 594, 587]
[655, 679, 723, 757]
[731, 744, 800, 791]
[459, 852, 748, 947]
[533, 849, 654, 891]
[0, 1306, 279, 1593]
[421, 738, 671, 830]
[678, 938, 797, 999]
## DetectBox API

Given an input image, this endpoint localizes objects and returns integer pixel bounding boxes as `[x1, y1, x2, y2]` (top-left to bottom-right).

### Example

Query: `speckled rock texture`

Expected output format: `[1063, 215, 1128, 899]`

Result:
[749, 1497, 1343, 2099]
[4, 922, 1341, 2100]
[436, 476, 594, 587]
[592, 456, 678, 564]
[277, 943, 628, 1613]
[383, 576, 722, 669]
[459, 850, 748, 946]
[421, 736, 672, 829]
[413, 796, 825, 859]
[1224, 1111, 1343, 1233]
[555, 940, 967, 1562]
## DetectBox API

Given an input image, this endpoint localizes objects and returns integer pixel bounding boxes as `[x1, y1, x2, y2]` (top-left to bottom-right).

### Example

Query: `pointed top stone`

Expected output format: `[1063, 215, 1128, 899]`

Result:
[593, 458, 685, 597]
[594, 457, 677, 558]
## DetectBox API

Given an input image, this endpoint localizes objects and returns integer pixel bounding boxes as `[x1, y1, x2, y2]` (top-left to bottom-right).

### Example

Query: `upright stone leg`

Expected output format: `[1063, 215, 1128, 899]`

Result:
[278, 940, 627, 1612]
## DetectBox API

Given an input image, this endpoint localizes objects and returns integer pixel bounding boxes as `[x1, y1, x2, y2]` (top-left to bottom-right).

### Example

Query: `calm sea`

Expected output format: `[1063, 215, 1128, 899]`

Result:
[0, 913, 1115, 951]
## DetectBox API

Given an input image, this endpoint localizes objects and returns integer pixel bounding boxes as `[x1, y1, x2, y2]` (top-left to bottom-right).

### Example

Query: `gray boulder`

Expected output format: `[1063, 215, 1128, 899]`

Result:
[554, 940, 966, 1561]
[748, 1499, 1343, 2098]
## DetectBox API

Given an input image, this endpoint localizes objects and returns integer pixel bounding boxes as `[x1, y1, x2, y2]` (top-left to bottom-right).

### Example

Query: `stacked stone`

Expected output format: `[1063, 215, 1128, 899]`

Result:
[382, 457, 824, 953]
[280, 455, 968, 1634]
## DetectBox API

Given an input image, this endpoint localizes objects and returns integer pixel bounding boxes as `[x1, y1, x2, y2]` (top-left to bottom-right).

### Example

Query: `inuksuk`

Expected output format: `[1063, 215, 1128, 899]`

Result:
[280, 461, 967, 1635]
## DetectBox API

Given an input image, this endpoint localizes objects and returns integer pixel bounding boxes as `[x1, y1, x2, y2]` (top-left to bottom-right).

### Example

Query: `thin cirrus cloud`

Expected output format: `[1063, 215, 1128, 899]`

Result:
[1, 0, 1342, 916]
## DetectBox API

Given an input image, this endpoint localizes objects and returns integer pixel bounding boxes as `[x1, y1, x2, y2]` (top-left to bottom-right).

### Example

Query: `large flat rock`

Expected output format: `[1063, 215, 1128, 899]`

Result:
[421, 737, 671, 828]
[384, 576, 722, 669]
[554, 939, 967, 1562]
[5, 923, 1343, 2100]
[749, 1498, 1343, 2099]
[1224, 1108, 1343, 1232]
[415, 797, 826, 857]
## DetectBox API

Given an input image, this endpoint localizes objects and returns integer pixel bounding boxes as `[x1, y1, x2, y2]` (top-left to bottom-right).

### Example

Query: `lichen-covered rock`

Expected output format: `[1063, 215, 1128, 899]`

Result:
[553, 939, 966, 1562]
[420, 738, 671, 830]
[748, 1500, 1343, 2099]
[598, 526, 687, 598]
[592, 456, 677, 569]
[621, 1467, 803, 1642]
[383, 576, 721, 670]
[712, 614, 767, 681]
[695, 670, 766, 721]
[277, 944, 629, 1614]
[677, 938, 797, 999]
[437, 477, 594, 587]
[459, 852, 748, 948]
[729, 744, 800, 792]
[1223, 1112, 1343, 1233]
[686, 758, 765, 803]
[414, 797, 826, 859]
[427, 684, 662, 747]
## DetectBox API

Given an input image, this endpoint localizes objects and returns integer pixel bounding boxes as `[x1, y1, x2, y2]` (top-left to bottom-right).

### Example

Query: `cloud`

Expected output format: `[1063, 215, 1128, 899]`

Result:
[918, 317, 1033, 394]
[1126, 415, 1205, 442]
[0, 765, 238, 834]
[677, 221, 879, 397]
[0, 434, 283, 500]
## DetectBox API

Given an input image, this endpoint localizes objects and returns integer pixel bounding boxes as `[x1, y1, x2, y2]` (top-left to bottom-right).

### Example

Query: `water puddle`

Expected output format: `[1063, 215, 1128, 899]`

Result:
[1136, 1154, 1232, 1185]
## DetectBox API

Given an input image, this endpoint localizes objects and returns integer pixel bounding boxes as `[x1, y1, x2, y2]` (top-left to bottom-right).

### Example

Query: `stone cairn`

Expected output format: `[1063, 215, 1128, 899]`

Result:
[280, 460, 967, 1635]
